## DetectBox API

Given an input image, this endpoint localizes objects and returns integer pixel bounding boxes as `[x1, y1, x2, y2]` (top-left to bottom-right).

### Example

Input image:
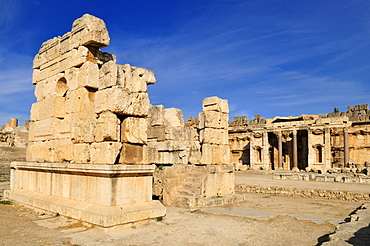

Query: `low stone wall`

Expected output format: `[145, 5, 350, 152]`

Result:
[274, 172, 370, 184]
[235, 185, 370, 202]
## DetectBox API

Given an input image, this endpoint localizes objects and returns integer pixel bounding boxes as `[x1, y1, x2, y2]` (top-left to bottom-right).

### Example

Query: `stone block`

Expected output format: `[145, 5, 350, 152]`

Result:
[90, 142, 121, 164]
[164, 108, 184, 127]
[77, 61, 99, 89]
[30, 96, 66, 121]
[73, 143, 91, 163]
[199, 111, 228, 129]
[54, 139, 73, 162]
[117, 64, 146, 93]
[132, 66, 156, 85]
[201, 144, 230, 164]
[143, 145, 157, 164]
[66, 87, 95, 113]
[42, 73, 67, 99]
[99, 60, 117, 89]
[64, 67, 78, 91]
[71, 14, 110, 48]
[30, 118, 60, 141]
[202, 96, 229, 113]
[147, 126, 166, 141]
[71, 110, 97, 143]
[165, 127, 188, 141]
[149, 105, 165, 126]
[94, 111, 120, 142]
[60, 33, 72, 54]
[26, 141, 55, 162]
[34, 79, 45, 101]
[121, 117, 147, 144]
[95, 87, 150, 116]
[119, 143, 145, 164]
[55, 114, 71, 139]
[200, 128, 228, 145]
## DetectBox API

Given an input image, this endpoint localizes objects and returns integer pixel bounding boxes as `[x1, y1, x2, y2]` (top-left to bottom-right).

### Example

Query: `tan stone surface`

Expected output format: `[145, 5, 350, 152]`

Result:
[202, 96, 229, 113]
[164, 108, 184, 127]
[95, 87, 150, 116]
[30, 96, 66, 121]
[121, 117, 147, 144]
[66, 87, 95, 113]
[119, 143, 145, 164]
[94, 111, 120, 142]
[70, 110, 97, 143]
[90, 142, 121, 164]
[99, 60, 117, 89]
[73, 143, 91, 163]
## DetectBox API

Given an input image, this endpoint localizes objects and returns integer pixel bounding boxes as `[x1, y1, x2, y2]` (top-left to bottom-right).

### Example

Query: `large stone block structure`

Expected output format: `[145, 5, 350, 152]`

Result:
[5, 14, 165, 227]
[150, 97, 241, 208]
[229, 104, 370, 173]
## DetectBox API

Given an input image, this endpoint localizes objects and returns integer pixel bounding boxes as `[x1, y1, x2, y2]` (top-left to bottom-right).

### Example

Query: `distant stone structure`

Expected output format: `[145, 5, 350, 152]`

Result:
[0, 118, 29, 148]
[5, 14, 165, 227]
[229, 104, 370, 173]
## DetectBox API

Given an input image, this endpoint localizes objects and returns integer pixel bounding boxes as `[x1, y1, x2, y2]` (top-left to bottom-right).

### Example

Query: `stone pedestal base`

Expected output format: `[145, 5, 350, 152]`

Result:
[5, 162, 166, 227]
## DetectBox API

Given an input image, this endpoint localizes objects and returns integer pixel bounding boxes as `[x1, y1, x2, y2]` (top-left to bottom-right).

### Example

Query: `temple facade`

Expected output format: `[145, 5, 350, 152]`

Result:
[229, 104, 370, 172]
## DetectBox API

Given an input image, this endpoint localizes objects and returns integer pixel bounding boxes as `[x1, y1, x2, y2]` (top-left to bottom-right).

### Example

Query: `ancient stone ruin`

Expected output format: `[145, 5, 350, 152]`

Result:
[149, 97, 241, 208]
[229, 104, 370, 174]
[5, 14, 167, 227]
[0, 118, 29, 148]
[5, 14, 237, 226]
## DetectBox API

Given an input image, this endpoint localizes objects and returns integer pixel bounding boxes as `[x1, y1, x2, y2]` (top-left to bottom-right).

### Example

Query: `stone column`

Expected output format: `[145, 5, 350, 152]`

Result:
[249, 132, 254, 169]
[307, 128, 313, 171]
[324, 128, 331, 171]
[262, 130, 269, 170]
[344, 128, 349, 167]
[278, 131, 283, 170]
[292, 129, 299, 172]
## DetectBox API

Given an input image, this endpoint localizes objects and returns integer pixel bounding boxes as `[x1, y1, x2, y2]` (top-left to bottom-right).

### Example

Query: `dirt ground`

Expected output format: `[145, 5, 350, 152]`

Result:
[0, 193, 361, 246]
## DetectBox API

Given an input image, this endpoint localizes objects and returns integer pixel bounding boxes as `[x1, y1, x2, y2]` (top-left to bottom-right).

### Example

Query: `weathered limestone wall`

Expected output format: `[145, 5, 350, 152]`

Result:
[6, 14, 165, 227]
[28, 14, 155, 164]
[147, 106, 201, 165]
[151, 97, 240, 208]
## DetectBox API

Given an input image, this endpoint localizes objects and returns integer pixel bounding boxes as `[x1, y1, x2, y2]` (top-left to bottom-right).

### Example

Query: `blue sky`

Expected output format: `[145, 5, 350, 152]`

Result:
[1, 0, 370, 125]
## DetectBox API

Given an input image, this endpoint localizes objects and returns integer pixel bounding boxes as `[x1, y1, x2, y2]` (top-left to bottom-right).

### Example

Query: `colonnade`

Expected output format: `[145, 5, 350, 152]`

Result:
[247, 127, 350, 171]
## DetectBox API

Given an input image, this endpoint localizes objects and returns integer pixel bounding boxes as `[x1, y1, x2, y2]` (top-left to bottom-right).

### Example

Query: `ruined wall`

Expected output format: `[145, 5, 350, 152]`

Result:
[6, 14, 166, 227]
[147, 106, 201, 165]
[148, 97, 237, 208]
[28, 14, 155, 165]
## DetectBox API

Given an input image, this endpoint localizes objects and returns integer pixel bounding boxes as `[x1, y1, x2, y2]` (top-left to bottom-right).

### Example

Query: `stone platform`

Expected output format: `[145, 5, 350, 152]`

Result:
[5, 162, 166, 227]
